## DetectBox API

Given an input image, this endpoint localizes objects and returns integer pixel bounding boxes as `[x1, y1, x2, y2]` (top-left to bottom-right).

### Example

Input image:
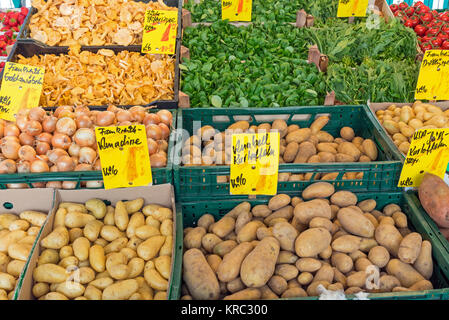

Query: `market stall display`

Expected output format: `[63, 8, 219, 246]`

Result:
[180, 183, 449, 300]
[0, 105, 174, 189]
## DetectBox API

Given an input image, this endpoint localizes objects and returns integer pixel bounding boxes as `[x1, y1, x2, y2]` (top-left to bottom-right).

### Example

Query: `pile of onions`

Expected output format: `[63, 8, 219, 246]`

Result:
[0, 106, 172, 189]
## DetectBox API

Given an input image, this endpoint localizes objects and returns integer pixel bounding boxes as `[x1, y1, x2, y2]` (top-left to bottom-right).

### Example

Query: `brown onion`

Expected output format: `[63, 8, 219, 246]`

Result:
[157, 110, 173, 126]
[147, 138, 158, 155]
[0, 159, 16, 173]
[73, 128, 96, 147]
[118, 121, 132, 126]
[46, 181, 62, 188]
[79, 147, 97, 164]
[36, 132, 53, 144]
[52, 133, 72, 150]
[31, 182, 46, 188]
[107, 105, 119, 113]
[17, 160, 31, 173]
[50, 165, 58, 172]
[157, 140, 168, 152]
[54, 106, 73, 118]
[29, 107, 46, 121]
[2, 136, 20, 144]
[16, 116, 28, 131]
[129, 106, 146, 122]
[47, 148, 68, 164]
[86, 181, 103, 188]
[37, 155, 50, 165]
[4, 124, 20, 137]
[19, 133, 35, 146]
[116, 110, 132, 122]
[146, 124, 162, 140]
[7, 183, 28, 189]
[30, 159, 49, 173]
[72, 156, 79, 165]
[143, 113, 161, 126]
[24, 120, 43, 137]
[35, 141, 50, 155]
[96, 111, 115, 126]
[56, 117, 77, 136]
[42, 116, 57, 133]
[18, 145, 36, 162]
[0, 121, 4, 139]
[158, 123, 170, 140]
[74, 106, 90, 117]
[150, 153, 167, 168]
[75, 115, 93, 128]
[62, 181, 77, 189]
[75, 163, 93, 171]
[1, 141, 20, 159]
[56, 155, 75, 172]
[93, 158, 101, 171]
[68, 143, 81, 157]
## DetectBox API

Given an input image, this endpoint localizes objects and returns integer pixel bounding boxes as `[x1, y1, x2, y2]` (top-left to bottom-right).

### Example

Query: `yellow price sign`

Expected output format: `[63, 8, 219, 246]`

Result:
[142, 10, 177, 54]
[415, 50, 449, 101]
[222, 0, 252, 22]
[0, 62, 44, 122]
[95, 125, 152, 190]
[337, 0, 369, 17]
[398, 128, 449, 188]
[230, 132, 279, 195]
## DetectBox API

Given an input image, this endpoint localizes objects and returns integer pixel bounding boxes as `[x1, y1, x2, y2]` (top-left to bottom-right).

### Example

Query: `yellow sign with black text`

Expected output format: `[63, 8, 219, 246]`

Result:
[337, 0, 369, 17]
[398, 128, 449, 188]
[222, 0, 252, 22]
[230, 132, 279, 195]
[0, 62, 44, 122]
[415, 50, 449, 101]
[142, 10, 177, 54]
[95, 125, 152, 190]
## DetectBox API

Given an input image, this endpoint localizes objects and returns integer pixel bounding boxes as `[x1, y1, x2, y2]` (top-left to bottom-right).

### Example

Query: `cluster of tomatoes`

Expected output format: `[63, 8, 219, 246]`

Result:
[391, 1, 449, 51]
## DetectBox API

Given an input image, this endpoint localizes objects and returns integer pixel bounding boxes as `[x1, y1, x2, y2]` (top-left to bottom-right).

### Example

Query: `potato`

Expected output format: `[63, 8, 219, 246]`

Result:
[217, 242, 253, 283]
[386, 259, 425, 287]
[102, 279, 139, 300]
[225, 277, 244, 294]
[302, 182, 334, 200]
[286, 128, 311, 144]
[354, 257, 373, 272]
[113, 201, 129, 232]
[89, 277, 113, 290]
[153, 291, 167, 300]
[223, 288, 261, 300]
[331, 252, 353, 273]
[0, 214, 18, 229]
[38, 249, 59, 266]
[264, 206, 294, 225]
[398, 232, 422, 264]
[144, 268, 168, 291]
[104, 237, 128, 254]
[340, 127, 355, 141]
[413, 240, 433, 279]
[56, 281, 85, 299]
[72, 237, 90, 261]
[283, 142, 299, 163]
[361, 139, 378, 161]
[41, 227, 69, 250]
[137, 235, 165, 261]
[65, 212, 95, 228]
[27, 226, 40, 237]
[337, 142, 361, 161]
[126, 212, 145, 239]
[125, 198, 144, 214]
[297, 272, 313, 286]
[307, 280, 330, 296]
[268, 194, 291, 211]
[83, 220, 103, 242]
[32, 282, 49, 298]
[211, 216, 235, 238]
[392, 212, 408, 229]
[237, 221, 264, 243]
[84, 199, 106, 220]
[378, 275, 401, 292]
[268, 275, 287, 296]
[335, 153, 355, 162]
[383, 204, 401, 216]
[69, 228, 84, 243]
[225, 202, 251, 219]
[277, 251, 298, 264]
[154, 255, 170, 280]
[33, 264, 68, 283]
[375, 224, 403, 256]
[44, 292, 69, 300]
[319, 245, 332, 259]
[317, 142, 338, 154]
[184, 227, 206, 249]
[252, 205, 272, 218]
[197, 214, 215, 230]
[59, 256, 79, 269]
[272, 221, 298, 252]
[331, 235, 362, 253]
[89, 245, 105, 273]
[295, 228, 331, 258]
[338, 207, 374, 238]
[409, 279, 433, 291]
[159, 235, 173, 257]
[7, 259, 25, 277]
[135, 225, 161, 240]
[8, 219, 30, 232]
[0, 272, 15, 291]
[234, 211, 253, 234]
[359, 238, 378, 252]
[7, 242, 31, 261]
[257, 227, 273, 241]
[294, 199, 331, 224]
[100, 225, 125, 242]
[309, 217, 333, 232]
[329, 191, 357, 208]
[213, 240, 238, 257]
[19, 211, 47, 227]
[346, 271, 367, 288]
[241, 237, 280, 288]
[183, 249, 220, 300]
[275, 264, 299, 281]
[368, 246, 390, 268]
[294, 141, 316, 163]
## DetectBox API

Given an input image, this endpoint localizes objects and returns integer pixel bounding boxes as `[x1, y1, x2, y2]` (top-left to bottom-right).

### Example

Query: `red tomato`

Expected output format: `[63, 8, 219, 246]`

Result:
[405, 7, 415, 16]
[422, 35, 432, 43]
[414, 24, 428, 36]
[409, 15, 420, 27]
[441, 14, 449, 22]
[427, 27, 440, 36]
[431, 37, 443, 47]
[438, 32, 449, 41]
[442, 26, 449, 33]
[404, 19, 415, 28]
[420, 12, 433, 23]
[399, 2, 409, 10]
[416, 5, 430, 14]
[414, 1, 425, 8]
[421, 42, 433, 51]
[431, 10, 439, 18]
[390, 4, 399, 13]
[442, 40, 449, 49]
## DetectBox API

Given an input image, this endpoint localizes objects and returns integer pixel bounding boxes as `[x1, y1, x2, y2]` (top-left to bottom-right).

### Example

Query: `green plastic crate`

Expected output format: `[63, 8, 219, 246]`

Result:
[0, 110, 177, 189]
[173, 105, 404, 202]
[168, 202, 184, 300]
[180, 191, 449, 300]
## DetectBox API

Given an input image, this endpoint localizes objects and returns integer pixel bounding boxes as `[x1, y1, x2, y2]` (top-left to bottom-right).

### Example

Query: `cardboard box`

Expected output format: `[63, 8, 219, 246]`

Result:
[0, 188, 56, 300]
[18, 184, 181, 300]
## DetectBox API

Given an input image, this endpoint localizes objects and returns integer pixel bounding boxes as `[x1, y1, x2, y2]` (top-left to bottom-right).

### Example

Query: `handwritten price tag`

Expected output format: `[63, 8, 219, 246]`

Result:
[222, 0, 252, 22]
[95, 125, 152, 190]
[415, 50, 449, 100]
[0, 62, 44, 122]
[230, 132, 279, 195]
[142, 10, 177, 54]
[337, 0, 369, 17]
[398, 128, 449, 187]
